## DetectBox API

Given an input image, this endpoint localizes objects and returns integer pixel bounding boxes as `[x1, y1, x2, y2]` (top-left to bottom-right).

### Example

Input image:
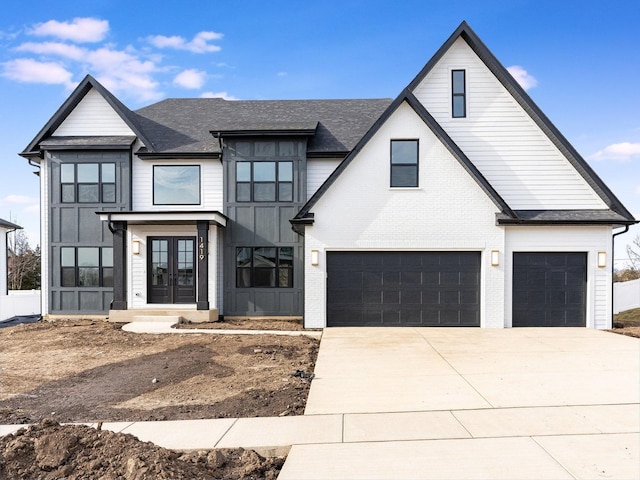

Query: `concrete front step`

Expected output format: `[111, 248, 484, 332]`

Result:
[108, 308, 218, 323]
[132, 315, 182, 323]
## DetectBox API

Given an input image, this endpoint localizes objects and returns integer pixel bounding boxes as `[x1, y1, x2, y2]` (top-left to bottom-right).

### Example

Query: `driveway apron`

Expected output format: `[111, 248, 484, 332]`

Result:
[280, 327, 640, 480]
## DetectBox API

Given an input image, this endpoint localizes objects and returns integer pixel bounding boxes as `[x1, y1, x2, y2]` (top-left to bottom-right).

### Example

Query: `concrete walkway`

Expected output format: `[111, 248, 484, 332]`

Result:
[2, 326, 638, 479]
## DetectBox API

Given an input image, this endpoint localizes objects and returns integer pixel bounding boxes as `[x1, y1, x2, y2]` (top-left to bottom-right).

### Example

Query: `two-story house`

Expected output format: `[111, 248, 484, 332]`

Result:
[21, 22, 636, 328]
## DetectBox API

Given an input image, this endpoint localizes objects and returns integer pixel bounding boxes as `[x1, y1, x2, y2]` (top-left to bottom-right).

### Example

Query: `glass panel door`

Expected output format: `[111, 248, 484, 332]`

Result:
[148, 237, 196, 304]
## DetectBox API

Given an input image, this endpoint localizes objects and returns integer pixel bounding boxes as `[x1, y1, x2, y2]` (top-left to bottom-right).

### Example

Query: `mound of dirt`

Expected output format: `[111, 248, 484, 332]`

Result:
[1, 419, 285, 480]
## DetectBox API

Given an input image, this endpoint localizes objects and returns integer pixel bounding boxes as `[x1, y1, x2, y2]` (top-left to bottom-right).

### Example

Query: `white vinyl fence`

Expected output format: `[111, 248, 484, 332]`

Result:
[614, 279, 640, 314]
[0, 290, 41, 321]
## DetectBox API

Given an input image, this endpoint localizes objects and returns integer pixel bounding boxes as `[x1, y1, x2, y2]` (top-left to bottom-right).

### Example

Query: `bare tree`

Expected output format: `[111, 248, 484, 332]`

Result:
[627, 234, 640, 272]
[7, 229, 41, 290]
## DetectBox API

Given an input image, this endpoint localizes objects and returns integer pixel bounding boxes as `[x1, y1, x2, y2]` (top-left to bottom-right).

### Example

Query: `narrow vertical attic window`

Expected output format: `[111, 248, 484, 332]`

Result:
[452, 69, 466, 118]
[390, 140, 419, 187]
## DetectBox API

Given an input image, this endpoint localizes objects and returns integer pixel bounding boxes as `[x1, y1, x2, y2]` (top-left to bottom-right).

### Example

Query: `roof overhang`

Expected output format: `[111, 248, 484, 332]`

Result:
[40, 136, 136, 150]
[496, 210, 639, 227]
[98, 211, 227, 227]
[0, 219, 22, 230]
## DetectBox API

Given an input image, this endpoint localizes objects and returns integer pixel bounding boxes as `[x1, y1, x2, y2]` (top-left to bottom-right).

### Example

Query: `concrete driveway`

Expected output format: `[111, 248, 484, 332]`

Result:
[280, 328, 640, 480]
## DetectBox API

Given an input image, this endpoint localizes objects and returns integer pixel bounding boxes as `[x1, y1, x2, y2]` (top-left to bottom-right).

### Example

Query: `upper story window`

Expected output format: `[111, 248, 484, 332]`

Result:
[153, 165, 201, 205]
[452, 69, 466, 118]
[390, 140, 419, 187]
[61, 163, 116, 203]
[236, 161, 293, 202]
[60, 246, 113, 287]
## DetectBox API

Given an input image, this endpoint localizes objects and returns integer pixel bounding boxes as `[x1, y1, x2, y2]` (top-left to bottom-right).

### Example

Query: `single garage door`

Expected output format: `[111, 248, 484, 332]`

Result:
[326, 251, 480, 327]
[512, 252, 587, 327]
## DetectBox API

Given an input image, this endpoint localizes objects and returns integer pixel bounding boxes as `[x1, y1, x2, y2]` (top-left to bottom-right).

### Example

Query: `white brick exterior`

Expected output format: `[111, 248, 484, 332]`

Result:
[303, 102, 506, 328]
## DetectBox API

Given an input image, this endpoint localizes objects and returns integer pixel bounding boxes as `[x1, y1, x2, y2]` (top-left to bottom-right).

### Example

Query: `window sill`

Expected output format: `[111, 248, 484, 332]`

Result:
[389, 187, 422, 191]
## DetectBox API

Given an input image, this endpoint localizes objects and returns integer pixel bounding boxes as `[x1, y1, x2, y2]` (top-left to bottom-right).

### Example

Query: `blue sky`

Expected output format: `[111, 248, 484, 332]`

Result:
[1, 0, 639, 266]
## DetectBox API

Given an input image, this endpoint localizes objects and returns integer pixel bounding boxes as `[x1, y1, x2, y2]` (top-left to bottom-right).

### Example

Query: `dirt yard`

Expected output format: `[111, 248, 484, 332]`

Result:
[611, 308, 640, 338]
[0, 319, 319, 478]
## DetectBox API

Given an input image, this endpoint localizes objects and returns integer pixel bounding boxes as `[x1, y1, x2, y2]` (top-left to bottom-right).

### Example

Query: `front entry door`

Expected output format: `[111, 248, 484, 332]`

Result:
[148, 237, 196, 304]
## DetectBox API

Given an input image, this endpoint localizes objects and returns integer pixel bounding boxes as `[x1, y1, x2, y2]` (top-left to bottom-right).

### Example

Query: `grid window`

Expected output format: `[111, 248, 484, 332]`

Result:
[60, 247, 113, 287]
[390, 140, 419, 187]
[236, 161, 293, 202]
[236, 247, 294, 288]
[60, 163, 116, 203]
[452, 69, 466, 118]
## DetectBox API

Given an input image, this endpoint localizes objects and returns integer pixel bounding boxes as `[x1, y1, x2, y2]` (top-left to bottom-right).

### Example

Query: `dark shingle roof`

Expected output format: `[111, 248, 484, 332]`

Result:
[496, 210, 636, 225]
[0, 219, 22, 230]
[133, 98, 392, 156]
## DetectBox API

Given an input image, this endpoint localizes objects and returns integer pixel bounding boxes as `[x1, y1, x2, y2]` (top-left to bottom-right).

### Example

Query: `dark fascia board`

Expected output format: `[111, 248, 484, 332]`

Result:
[211, 128, 317, 138]
[0, 219, 22, 230]
[292, 89, 516, 224]
[20, 75, 154, 158]
[136, 150, 221, 160]
[306, 151, 348, 159]
[407, 21, 635, 222]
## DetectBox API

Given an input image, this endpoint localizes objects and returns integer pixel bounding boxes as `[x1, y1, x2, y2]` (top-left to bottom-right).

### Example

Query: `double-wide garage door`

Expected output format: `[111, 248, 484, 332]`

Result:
[512, 252, 586, 327]
[326, 251, 480, 327]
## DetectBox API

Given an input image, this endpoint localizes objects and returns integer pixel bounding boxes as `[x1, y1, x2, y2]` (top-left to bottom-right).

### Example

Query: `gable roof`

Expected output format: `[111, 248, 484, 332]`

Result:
[292, 89, 516, 228]
[20, 75, 153, 158]
[133, 98, 391, 157]
[292, 21, 637, 228]
[406, 21, 634, 221]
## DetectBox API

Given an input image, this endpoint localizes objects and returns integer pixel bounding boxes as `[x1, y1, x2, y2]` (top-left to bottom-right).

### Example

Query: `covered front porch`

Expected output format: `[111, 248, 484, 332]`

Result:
[98, 211, 227, 322]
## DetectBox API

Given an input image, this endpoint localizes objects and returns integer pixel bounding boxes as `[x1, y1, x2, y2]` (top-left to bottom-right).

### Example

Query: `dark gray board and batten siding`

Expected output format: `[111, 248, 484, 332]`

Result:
[48, 150, 130, 313]
[222, 139, 305, 316]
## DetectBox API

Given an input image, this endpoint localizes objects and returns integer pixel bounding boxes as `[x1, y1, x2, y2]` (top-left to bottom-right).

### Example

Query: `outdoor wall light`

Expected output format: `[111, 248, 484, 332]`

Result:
[132, 240, 141, 255]
[311, 250, 319, 266]
[597, 251, 607, 268]
[490, 250, 500, 266]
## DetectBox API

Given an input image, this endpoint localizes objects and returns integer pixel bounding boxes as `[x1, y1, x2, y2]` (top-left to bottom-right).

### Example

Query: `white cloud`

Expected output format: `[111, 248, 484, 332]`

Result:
[1, 58, 74, 87]
[201, 91, 238, 100]
[506, 65, 538, 90]
[173, 69, 206, 89]
[16, 41, 87, 61]
[589, 142, 640, 162]
[0, 195, 34, 205]
[29, 17, 109, 43]
[147, 31, 223, 53]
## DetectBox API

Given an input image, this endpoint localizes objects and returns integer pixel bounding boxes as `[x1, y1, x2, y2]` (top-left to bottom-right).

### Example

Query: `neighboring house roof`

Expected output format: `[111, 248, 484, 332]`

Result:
[134, 98, 392, 157]
[0, 219, 22, 230]
[20, 75, 153, 158]
[292, 21, 637, 227]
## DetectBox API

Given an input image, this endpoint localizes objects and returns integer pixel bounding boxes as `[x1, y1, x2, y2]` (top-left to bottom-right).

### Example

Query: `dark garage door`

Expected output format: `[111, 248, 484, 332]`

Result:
[326, 251, 480, 327]
[513, 252, 586, 327]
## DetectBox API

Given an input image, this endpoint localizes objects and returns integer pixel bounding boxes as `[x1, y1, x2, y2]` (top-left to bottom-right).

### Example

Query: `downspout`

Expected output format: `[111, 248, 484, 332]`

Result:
[611, 225, 630, 324]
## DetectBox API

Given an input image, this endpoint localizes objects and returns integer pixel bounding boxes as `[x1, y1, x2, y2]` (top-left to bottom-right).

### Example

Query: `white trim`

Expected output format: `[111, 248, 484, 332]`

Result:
[99, 211, 227, 227]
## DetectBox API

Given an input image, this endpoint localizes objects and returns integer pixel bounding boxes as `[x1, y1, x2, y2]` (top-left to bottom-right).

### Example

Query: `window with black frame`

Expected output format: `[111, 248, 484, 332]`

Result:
[153, 165, 201, 205]
[60, 247, 113, 287]
[452, 69, 466, 118]
[236, 161, 293, 202]
[236, 247, 293, 288]
[390, 140, 419, 187]
[60, 163, 116, 203]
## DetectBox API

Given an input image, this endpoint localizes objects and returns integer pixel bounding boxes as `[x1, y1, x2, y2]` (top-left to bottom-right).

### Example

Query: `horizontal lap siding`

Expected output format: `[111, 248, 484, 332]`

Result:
[413, 38, 605, 210]
[307, 159, 342, 200]
[54, 89, 134, 136]
[132, 157, 223, 211]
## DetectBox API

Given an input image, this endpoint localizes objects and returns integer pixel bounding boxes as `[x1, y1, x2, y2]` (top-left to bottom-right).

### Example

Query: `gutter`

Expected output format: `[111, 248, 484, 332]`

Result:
[612, 225, 630, 323]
